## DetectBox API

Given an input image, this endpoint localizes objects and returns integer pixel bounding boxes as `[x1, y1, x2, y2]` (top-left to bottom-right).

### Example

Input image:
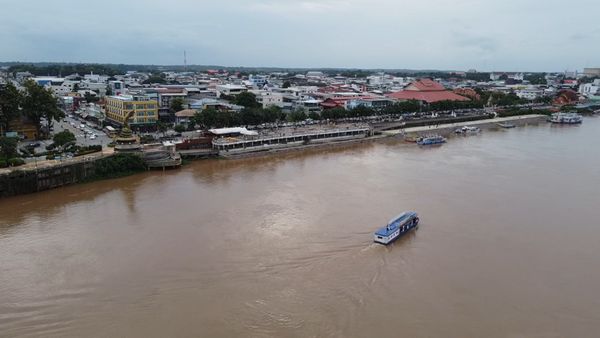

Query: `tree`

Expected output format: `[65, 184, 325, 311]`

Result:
[22, 80, 64, 139]
[84, 92, 100, 103]
[321, 107, 347, 119]
[0, 136, 18, 161]
[72, 83, 80, 92]
[308, 111, 321, 120]
[289, 109, 307, 122]
[174, 124, 186, 133]
[156, 121, 169, 136]
[263, 105, 282, 123]
[349, 105, 375, 117]
[105, 85, 113, 96]
[142, 74, 166, 84]
[525, 73, 547, 85]
[282, 81, 291, 88]
[0, 82, 22, 134]
[170, 97, 185, 113]
[233, 91, 260, 108]
[53, 130, 76, 147]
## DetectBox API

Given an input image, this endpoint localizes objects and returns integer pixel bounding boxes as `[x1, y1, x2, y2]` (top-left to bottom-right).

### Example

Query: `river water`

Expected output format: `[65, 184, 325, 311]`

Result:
[1, 118, 600, 337]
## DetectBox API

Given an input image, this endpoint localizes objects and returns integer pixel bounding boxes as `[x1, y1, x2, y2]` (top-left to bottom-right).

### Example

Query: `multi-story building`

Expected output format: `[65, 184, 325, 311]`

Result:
[216, 84, 247, 97]
[249, 74, 268, 88]
[105, 94, 158, 126]
[579, 79, 600, 97]
[583, 68, 600, 77]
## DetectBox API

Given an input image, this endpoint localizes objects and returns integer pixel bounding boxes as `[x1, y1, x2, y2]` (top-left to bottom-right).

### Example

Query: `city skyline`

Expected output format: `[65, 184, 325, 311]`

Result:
[0, 0, 598, 72]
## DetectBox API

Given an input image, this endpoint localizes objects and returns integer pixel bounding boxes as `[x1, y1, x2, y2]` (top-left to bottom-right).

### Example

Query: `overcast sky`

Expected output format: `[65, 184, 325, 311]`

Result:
[0, 0, 597, 71]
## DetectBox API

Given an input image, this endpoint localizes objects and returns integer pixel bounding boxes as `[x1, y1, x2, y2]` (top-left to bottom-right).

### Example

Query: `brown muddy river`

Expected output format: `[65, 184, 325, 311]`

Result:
[1, 118, 600, 337]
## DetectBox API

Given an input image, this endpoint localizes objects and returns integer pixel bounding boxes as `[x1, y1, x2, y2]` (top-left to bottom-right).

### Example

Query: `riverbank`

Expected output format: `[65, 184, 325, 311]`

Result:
[220, 115, 546, 159]
[382, 114, 546, 138]
[0, 153, 146, 198]
[0, 114, 547, 198]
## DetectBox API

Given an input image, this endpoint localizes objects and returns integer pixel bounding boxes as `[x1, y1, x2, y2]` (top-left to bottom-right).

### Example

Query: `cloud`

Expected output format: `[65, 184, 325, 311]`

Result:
[0, 0, 599, 71]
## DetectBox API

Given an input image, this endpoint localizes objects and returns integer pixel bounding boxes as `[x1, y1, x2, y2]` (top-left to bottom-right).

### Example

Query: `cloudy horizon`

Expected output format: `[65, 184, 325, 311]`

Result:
[0, 0, 598, 72]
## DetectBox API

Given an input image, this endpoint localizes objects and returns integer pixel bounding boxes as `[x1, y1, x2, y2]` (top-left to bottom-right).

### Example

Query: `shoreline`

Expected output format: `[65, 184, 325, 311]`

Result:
[0, 114, 547, 198]
[219, 114, 547, 159]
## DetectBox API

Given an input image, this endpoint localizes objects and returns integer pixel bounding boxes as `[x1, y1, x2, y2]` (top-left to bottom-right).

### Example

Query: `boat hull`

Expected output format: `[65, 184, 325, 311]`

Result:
[374, 214, 419, 245]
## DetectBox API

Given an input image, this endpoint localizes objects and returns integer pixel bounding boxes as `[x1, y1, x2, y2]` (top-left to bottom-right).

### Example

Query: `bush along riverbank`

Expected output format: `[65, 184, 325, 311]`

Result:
[0, 153, 148, 198]
[87, 153, 147, 180]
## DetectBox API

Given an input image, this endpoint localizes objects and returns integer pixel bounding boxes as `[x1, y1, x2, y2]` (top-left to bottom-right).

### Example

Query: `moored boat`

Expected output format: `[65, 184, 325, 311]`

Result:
[497, 122, 516, 128]
[416, 135, 446, 145]
[549, 112, 582, 124]
[374, 211, 419, 245]
[454, 126, 481, 134]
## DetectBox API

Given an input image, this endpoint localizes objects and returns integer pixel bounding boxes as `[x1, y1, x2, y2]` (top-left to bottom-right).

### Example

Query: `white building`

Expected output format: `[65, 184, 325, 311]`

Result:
[216, 84, 247, 97]
[579, 79, 600, 97]
[515, 88, 546, 100]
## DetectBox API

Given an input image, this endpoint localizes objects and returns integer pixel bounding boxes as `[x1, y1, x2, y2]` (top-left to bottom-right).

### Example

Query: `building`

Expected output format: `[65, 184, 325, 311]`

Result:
[216, 84, 247, 97]
[386, 79, 470, 104]
[515, 88, 546, 100]
[109, 81, 125, 95]
[105, 94, 158, 126]
[175, 109, 197, 125]
[4, 116, 38, 140]
[346, 98, 394, 110]
[579, 79, 600, 97]
[583, 68, 600, 77]
[249, 74, 268, 88]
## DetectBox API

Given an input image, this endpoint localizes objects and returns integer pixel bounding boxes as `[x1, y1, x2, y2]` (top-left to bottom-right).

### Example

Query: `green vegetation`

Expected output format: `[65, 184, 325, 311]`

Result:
[7, 63, 157, 77]
[53, 130, 76, 147]
[193, 105, 285, 128]
[174, 124, 186, 133]
[288, 110, 308, 122]
[465, 72, 491, 82]
[0, 136, 18, 161]
[84, 92, 100, 103]
[0, 82, 22, 133]
[21, 80, 64, 138]
[497, 108, 553, 117]
[91, 154, 146, 179]
[142, 73, 166, 84]
[525, 73, 547, 85]
[233, 92, 260, 108]
[75, 145, 102, 156]
[170, 97, 185, 113]
[7, 158, 25, 166]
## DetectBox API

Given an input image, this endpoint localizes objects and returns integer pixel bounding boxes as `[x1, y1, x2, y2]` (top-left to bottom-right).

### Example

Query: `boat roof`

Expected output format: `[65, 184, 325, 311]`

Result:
[388, 211, 417, 227]
[374, 211, 418, 236]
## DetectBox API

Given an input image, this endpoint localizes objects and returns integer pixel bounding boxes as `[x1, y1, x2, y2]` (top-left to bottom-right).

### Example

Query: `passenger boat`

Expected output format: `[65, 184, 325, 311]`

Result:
[416, 135, 446, 145]
[374, 211, 419, 245]
[497, 122, 516, 128]
[454, 126, 481, 134]
[549, 112, 583, 124]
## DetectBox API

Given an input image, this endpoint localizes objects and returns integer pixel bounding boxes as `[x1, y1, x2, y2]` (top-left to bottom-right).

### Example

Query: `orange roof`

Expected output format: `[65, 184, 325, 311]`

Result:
[405, 79, 446, 92]
[387, 79, 469, 103]
[386, 91, 470, 103]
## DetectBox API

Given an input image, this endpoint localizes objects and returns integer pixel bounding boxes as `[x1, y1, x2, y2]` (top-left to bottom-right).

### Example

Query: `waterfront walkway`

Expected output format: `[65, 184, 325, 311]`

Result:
[0, 148, 114, 175]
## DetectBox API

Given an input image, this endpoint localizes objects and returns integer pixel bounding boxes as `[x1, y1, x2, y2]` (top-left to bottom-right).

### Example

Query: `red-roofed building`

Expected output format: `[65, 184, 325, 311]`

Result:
[386, 79, 470, 104]
[320, 95, 376, 109]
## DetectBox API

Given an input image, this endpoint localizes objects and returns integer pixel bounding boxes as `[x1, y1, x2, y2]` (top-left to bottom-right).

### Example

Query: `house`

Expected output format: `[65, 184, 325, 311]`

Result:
[386, 79, 470, 104]
[175, 109, 197, 125]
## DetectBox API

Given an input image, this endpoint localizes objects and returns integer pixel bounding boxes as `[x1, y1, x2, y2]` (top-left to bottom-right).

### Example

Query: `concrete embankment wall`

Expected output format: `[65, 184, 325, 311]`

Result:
[399, 115, 546, 137]
[0, 157, 103, 198]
